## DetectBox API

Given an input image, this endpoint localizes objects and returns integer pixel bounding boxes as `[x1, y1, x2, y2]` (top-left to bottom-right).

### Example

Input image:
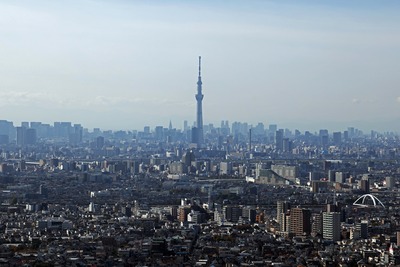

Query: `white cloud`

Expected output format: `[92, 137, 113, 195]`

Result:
[0, 90, 193, 113]
[0, 91, 54, 106]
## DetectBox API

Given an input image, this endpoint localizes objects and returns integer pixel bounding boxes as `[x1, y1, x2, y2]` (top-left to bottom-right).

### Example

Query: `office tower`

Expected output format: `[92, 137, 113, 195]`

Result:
[69, 124, 83, 145]
[333, 132, 342, 145]
[348, 127, 355, 138]
[25, 128, 37, 145]
[30, 122, 43, 138]
[0, 120, 14, 143]
[16, 126, 26, 146]
[343, 130, 349, 141]
[93, 128, 101, 136]
[282, 138, 292, 153]
[319, 129, 329, 147]
[323, 212, 341, 241]
[54, 122, 72, 138]
[21, 122, 29, 128]
[275, 129, 284, 151]
[289, 208, 311, 236]
[220, 120, 230, 136]
[155, 126, 164, 140]
[253, 122, 265, 136]
[269, 124, 277, 134]
[96, 136, 105, 148]
[268, 124, 277, 142]
[195, 56, 204, 147]
[191, 127, 198, 145]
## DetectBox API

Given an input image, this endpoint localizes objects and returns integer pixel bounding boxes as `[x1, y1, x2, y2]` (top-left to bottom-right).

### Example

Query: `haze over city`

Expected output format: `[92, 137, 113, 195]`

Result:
[1, 1, 400, 132]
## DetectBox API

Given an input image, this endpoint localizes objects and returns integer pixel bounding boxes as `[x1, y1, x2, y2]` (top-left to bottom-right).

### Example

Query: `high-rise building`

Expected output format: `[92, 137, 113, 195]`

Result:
[312, 213, 323, 236]
[386, 176, 395, 188]
[54, 122, 72, 138]
[335, 172, 346, 184]
[96, 136, 105, 148]
[194, 56, 204, 147]
[178, 206, 191, 223]
[21, 122, 29, 128]
[69, 124, 83, 145]
[289, 208, 311, 236]
[154, 126, 164, 140]
[328, 170, 336, 182]
[323, 212, 341, 241]
[353, 220, 368, 239]
[0, 120, 14, 143]
[319, 129, 329, 147]
[277, 201, 291, 232]
[360, 177, 370, 194]
[268, 124, 277, 135]
[16, 126, 26, 146]
[333, 132, 342, 145]
[282, 138, 292, 153]
[25, 128, 37, 145]
[224, 205, 242, 223]
[343, 130, 349, 141]
[275, 129, 284, 151]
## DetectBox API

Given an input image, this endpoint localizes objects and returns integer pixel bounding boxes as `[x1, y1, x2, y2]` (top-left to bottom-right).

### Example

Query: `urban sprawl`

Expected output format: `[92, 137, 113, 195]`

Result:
[0, 119, 399, 266]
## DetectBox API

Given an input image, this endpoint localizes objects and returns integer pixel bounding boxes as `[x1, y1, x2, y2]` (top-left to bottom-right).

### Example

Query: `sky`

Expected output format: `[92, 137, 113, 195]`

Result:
[1, 0, 400, 132]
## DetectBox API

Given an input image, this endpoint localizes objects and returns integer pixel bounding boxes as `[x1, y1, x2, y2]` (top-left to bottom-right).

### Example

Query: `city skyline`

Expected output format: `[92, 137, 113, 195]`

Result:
[0, 118, 392, 137]
[1, 1, 400, 132]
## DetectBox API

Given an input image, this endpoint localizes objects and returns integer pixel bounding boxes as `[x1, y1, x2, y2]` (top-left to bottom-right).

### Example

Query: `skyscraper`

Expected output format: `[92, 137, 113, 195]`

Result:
[194, 56, 204, 147]
[275, 129, 284, 151]
[16, 126, 26, 146]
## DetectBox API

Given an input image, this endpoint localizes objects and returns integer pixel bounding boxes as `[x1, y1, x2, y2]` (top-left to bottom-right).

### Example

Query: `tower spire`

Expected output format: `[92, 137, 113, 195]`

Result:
[198, 56, 201, 77]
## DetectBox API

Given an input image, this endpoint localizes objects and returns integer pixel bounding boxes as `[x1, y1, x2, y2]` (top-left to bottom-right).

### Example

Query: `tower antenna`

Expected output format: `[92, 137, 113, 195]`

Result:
[198, 56, 201, 76]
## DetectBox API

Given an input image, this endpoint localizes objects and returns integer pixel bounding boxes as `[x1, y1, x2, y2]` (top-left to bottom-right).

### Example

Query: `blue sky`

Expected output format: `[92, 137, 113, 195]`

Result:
[0, 1, 400, 132]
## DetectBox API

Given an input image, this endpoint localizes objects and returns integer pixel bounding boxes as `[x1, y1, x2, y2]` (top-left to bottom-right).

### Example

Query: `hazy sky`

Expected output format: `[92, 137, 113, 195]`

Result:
[1, 1, 400, 132]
